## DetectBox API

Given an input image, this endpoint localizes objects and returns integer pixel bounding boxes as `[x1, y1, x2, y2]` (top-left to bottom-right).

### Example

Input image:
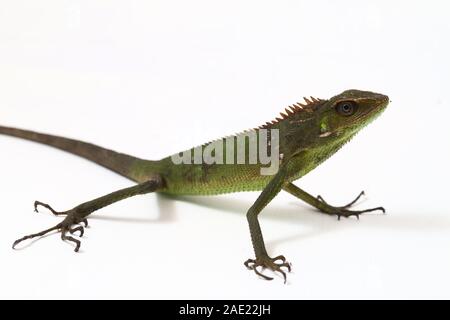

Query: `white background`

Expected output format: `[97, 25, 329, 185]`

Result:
[1, 0, 449, 299]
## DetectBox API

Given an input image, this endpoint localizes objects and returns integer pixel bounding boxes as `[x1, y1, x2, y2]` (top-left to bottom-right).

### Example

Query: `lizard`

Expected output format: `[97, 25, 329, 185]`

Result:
[0, 89, 389, 283]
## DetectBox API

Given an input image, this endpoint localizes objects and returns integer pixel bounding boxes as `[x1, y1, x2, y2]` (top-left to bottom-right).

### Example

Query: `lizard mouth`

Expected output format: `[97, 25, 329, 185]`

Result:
[350, 98, 389, 133]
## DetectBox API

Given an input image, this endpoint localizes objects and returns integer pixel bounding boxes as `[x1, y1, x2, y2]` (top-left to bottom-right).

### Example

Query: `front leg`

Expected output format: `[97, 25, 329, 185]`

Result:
[13, 176, 164, 252]
[245, 165, 292, 283]
[283, 183, 385, 220]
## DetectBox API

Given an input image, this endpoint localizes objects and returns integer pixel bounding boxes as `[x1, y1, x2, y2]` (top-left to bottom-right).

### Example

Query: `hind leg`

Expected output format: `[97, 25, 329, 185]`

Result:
[13, 176, 164, 252]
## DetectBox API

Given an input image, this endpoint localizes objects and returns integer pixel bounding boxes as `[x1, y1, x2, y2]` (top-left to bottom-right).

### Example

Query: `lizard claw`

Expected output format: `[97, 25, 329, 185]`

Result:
[317, 191, 385, 220]
[70, 226, 85, 237]
[245, 255, 292, 284]
[61, 230, 81, 252]
[317, 191, 365, 209]
[34, 201, 67, 216]
[336, 206, 386, 220]
[13, 202, 88, 252]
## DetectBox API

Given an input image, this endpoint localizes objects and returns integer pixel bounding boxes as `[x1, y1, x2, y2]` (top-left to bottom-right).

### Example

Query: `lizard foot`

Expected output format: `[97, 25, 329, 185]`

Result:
[317, 191, 386, 220]
[13, 202, 89, 252]
[245, 255, 292, 284]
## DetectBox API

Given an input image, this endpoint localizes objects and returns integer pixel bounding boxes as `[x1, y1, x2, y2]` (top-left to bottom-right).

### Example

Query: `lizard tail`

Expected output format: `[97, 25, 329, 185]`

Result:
[0, 125, 146, 182]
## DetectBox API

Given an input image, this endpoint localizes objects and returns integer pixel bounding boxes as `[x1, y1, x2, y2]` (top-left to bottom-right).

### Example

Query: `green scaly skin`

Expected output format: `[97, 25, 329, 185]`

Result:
[0, 89, 389, 283]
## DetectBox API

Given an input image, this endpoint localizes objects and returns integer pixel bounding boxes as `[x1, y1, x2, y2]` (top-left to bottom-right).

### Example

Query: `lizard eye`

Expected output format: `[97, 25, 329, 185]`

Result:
[336, 101, 357, 116]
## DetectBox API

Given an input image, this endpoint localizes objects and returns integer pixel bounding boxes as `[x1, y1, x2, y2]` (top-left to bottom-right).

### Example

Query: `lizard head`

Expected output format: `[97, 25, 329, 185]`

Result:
[315, 89, 389, 140]
[261, 89, 389, 158]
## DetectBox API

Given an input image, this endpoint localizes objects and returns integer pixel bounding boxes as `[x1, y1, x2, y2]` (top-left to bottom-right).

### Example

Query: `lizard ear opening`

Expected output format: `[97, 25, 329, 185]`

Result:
[335, 101, 358, 117]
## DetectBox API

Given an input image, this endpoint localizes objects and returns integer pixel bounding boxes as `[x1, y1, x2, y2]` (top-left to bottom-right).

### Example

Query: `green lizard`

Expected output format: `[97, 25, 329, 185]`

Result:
[0, 89, 389, 282]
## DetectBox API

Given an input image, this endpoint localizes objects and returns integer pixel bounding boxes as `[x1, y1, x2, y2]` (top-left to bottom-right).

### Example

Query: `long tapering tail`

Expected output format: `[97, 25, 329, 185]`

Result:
[0, 125, 144, 181]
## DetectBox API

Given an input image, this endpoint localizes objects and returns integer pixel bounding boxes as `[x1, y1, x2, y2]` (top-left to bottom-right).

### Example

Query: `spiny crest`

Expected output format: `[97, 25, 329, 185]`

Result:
[197, 96, 324, 148]
[258, 96, 325, 129]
